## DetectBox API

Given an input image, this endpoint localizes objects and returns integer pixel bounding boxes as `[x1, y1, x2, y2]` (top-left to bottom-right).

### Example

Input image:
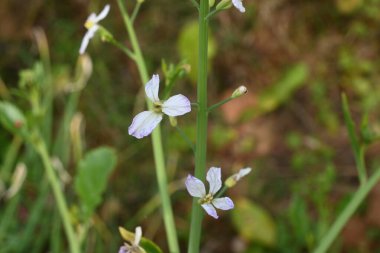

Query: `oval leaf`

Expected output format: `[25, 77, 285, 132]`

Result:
[74, 147, 117, 218]
[231, 198, 277, 247]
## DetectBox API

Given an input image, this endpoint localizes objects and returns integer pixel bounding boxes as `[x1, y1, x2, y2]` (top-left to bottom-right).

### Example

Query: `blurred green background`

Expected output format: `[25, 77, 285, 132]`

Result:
[1, 0, 380, 252]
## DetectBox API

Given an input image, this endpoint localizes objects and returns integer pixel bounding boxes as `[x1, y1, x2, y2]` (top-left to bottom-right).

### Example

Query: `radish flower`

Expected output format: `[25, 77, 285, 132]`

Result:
[185, 167, 234, 219]
[128, 74, 191, 139]
[232, 0, 245, 13]
[79, 4, 110, 54]
[118, 226, 144, 253]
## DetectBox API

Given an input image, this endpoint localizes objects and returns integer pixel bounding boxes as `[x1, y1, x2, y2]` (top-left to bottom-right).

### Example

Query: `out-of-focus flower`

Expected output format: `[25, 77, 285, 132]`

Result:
[79, 4, 110, 54]
[185, 167, 234, 219]
[128, 74, 191, 139]
[225, 167, 251, 188]
[232, 0, 245, 13]
[118, 226, 144, 253]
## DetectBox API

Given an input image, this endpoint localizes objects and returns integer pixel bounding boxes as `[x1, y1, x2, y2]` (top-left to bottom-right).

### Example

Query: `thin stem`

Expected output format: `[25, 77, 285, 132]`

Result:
[1, 136, 22, 182]
[189, 0, 200, 10]
[36, 139, 80, 253]
[208, 97, 233, 112]
[342, 94, 367, 184]
[175, 126, 195, 153]
[313, 168, 380, 253]
[188, 1, 209, 253]
[131, 2, 142, 24]
[108, 39, 136, 60]
[205, 8, 221, 19]
[116, 1, 180, 252]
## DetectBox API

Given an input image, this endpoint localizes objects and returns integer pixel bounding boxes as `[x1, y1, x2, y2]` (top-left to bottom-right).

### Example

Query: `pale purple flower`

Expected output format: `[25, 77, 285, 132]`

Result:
[118, 226, 143, 253]
[232, 0, 245, 13]
[128, 74, 191, 139]
[185, 167, 234, 219]
[79, 4, 110, 54]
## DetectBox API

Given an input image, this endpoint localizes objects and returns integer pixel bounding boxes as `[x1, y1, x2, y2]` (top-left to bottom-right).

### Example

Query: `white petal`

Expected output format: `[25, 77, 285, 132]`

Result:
[234, 167, 252, 181]
[232, 0, 246, 13]
[185, 175, 206, 198]
[134, 226, 142, 245]
[94, 4, 110, 23]
[206, 167, 222, 195]
[86, 13, 97, 23]
[79, 25, 99, 54]
[212, 197, 234, 210]
[201, 203, 218, 219]
[162, 94, 191, 116]
[128, 111, 163, 139]
[145, 74, 160, 102]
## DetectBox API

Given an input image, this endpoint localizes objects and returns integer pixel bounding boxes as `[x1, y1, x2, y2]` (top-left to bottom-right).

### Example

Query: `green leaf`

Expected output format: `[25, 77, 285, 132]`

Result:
[74, 147, 117, 219]
[231, 198, 277, 247]
[177, 20, 217, 84]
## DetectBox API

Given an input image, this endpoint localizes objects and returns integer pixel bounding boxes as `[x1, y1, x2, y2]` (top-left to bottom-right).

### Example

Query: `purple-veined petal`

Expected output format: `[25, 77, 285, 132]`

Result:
[201, 203, 218, 219]
[79, 25, 99, 54]
[206, 167, 222, 195]
[212, 197, 234, 210]
[118, 246, 128, 253]
[232, 0, 245, 13]
[128, 111, 163, 139]
[94, 4, 110, 23]
[185, 175, 206, 198]
[145, 74, 160, 102]
[134, 226, 142, 245]
[162, 94, 191, 116]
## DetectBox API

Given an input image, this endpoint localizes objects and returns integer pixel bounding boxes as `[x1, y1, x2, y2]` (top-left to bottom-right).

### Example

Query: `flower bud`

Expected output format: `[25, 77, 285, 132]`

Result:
[225, 167, 252, 188]
[209, 0, 215, 7]
[216, 0, 232, 11]
[169, 116, 177, 127]
[0, 102, 27, 135]
[231, 85, 248, 98]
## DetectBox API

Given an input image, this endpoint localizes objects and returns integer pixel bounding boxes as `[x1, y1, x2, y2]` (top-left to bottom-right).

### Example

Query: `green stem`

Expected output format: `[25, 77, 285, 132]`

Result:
[1, 136, 22, 182]
[116, 1, 180, 252]
[188, 1, 209, 253]
[131, 2, 142, 23]
[35, 139, 80, 253]
[208, 97, 233, 112]
[313, 168, 380, 253]
[341, 94, 367, 184]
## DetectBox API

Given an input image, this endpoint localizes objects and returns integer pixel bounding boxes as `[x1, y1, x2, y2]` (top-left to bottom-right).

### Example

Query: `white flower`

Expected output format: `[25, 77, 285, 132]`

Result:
[79, 4, 110, 54]
[128, 74, 191, 139]
[232, 0, 245, 13]
[185, 167, 234, 219]
[118, 226, 143, 253]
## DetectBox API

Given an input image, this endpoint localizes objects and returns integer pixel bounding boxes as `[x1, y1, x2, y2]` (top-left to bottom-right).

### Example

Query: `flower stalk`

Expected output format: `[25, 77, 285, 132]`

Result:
[187, 0, 209, 252]
[116, 1, 179, 252]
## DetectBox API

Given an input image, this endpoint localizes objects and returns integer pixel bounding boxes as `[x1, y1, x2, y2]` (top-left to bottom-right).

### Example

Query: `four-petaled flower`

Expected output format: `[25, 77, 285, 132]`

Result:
[232, 0, 245, 13]
[128, 74, 191, 139]
[119, 226, 144, 253]
[185, 167, 234, 219]
[79, 4, 110, 54]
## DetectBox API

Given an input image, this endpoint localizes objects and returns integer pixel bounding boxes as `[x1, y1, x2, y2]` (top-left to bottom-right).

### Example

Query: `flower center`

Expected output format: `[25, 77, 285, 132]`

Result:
[199, 193, 213, 204]
[84, 21, 94, 29]
[153, 102, 162, 113]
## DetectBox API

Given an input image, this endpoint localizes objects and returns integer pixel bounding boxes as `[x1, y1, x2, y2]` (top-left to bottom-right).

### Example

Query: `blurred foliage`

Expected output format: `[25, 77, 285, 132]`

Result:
[1, 0, 380, 252]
